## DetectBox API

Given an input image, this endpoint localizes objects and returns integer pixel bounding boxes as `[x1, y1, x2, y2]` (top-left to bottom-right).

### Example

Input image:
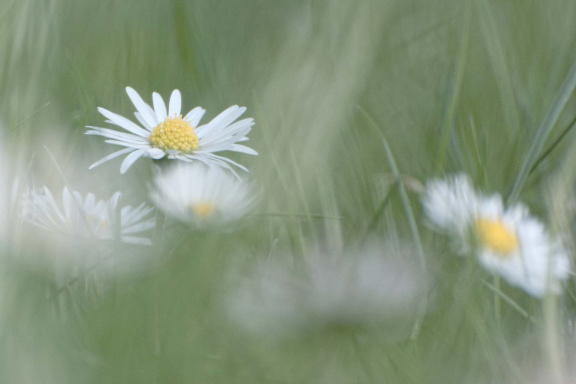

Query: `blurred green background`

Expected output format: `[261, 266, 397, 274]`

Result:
[1, 0, 576, 382]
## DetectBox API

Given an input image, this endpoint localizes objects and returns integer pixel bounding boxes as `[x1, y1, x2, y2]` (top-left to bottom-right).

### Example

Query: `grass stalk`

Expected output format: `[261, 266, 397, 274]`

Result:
[508, 59, 576, 203]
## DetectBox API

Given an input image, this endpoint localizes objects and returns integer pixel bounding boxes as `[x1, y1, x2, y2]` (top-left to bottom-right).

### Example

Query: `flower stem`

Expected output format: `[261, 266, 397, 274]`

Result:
[543, 294, 564, 384]
[493, 275, 501, 321]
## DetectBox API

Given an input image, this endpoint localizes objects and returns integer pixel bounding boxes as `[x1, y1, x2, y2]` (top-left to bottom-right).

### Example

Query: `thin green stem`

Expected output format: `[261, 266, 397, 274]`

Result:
[542, 294, 564, 384]
[436, 0, 471, 174]
[358, 107, 428, 338]
[482, 280, 534, 323]
[528, 115, 576, 176]
[508, 59, 576, 203]
[493, 276, 501, 321]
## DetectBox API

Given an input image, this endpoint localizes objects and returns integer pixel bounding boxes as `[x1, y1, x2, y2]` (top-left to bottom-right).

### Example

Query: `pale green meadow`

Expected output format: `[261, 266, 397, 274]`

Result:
[1, 0, 576, 383]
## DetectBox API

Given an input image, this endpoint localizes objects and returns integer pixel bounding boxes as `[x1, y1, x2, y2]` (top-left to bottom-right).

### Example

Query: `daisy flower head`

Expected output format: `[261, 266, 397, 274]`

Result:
[22, 187, 155, 245]
[225, 242, 424, 339]
[150, 162, 257, 229]
[422, 174, 571, 297]
[86, 87, 257, 174]
[472, 195, 570, 297]
[422, 173, 478, 232]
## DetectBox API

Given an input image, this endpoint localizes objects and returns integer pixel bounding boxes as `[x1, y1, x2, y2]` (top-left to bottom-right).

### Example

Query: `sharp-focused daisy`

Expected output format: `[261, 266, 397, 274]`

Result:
[422, 174, 571, 297]
[150, 162, 256, 228]
[22, 187, 155, 245]
[86, 87, 257, 174]
[225, 243, 424, 339]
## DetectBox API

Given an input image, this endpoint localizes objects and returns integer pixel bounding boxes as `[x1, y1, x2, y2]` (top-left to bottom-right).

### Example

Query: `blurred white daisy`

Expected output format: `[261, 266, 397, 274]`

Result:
[473, 195, 570, 297]
[421, 174, 478, 252]
[150, 162, 256, 228]
[225, 243, 424, 339]
[86, 87, 257, 174]
[422, 174, 571, 297]
[22, 187, 155, 245]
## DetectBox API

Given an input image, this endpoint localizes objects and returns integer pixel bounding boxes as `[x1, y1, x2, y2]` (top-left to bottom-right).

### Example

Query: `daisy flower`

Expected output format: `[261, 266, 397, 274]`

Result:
[86, 87, 257, 174]
[22, 187, 155, 245]
[225, 243, 424, 339]
[150, 162, 256, 228]
[421, 174, 478, 253]
[473, 195, 570, 297]
[422, 174, 571, 297]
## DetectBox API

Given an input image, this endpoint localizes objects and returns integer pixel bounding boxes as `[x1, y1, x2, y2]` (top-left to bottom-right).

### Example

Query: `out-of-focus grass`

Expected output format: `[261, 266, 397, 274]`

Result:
[1, 0, 576, 383]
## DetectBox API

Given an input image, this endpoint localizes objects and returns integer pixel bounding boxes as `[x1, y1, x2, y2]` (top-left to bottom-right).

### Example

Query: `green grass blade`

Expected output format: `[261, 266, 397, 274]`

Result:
[478, 0, 520, 134]
[435, 0, 471, 174]
[359, 107, 427, 336]
[508, 59, 576, 203]
[528, 115, 576, 176]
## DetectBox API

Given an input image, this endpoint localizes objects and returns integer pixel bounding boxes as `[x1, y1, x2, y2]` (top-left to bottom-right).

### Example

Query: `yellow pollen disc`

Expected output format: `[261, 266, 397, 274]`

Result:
[191, 202, 215, 219]
[149, 115, 199, 153]
[474, 218, 519, 255]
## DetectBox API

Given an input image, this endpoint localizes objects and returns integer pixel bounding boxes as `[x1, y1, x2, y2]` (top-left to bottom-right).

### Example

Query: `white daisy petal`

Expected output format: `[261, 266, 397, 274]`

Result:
[182, 153, 242, 179]
[120, 149, 146, 174]
[184, 107, 206, 127]
[202, 106, 246, 133]
[228, 144, 258, 155]
[134, 112, 153, 131]
[153, 92, 167, 122]
[174, 155, 196, 162]
[197, 152, 248, 172]
[197, 121, 254, 148]
[104, 139, 149, 148]
[198, 137, 255, 154]
[89, 148, 135, 170]
[122, 220, 157, 234]
[126, 87, 158, 128]
[86, 127, 149, 144]
[122, 204, 155, 226]
[97, 107, 150, 138]
[168, 89, 182, 117]
[121, 236, 153, 246]
[146, 147, 166, 159]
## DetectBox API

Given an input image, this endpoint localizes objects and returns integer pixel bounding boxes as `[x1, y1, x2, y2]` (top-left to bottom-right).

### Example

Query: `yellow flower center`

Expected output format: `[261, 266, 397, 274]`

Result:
[190, 202, 215, 219]
[474, 218, 519, 255]
[149, 115, 199, 153]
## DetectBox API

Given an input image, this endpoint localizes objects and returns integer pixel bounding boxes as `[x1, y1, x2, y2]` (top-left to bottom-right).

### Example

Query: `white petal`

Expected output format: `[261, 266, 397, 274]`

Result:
[174, 155, 194, 162]
[120, 149, 145, 174]
[97, 107, 151, 138]
[198, 117, 253, 144]
[86, 126, 149, 144]
[134, 112, 153, 131]
[122, 204, 154, 226]
[205, 106, 246, 131]
[168, 89, 182, 117]
[203, 152, 248, 172]
[184, 107, 206, 127]
[121, 236, 153, 246]
[104, 139, 148, 148]
[89, 148, 135, 170]
[122, 221, 156, 235]
[147, 147, 166, 159]
[153, 92, 167, 122]
[126, 87, 158, 128]
[228, 144, 258, 155]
